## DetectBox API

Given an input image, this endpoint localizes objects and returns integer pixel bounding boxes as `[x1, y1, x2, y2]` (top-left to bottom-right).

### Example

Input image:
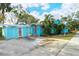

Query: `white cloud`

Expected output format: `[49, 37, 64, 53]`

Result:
[41, 4, 50, 10]
[10, 4, 28, 9]
[11, 3, 50, 11]
[10, 3, 19, 7]
[11, 3, 40, 7]
[39, 12, 49, 20]
[30, 11, 49, 21]
[49, 3, 79, 19]
[49, 9, 61, 19]
[28, 3, 40, 7]
[30, 3, 79, 20]
[30, 11, 39, 19]
[11, 3, 79, 20]
[28, 3, 50, 10]
[32, 12, 50, 23]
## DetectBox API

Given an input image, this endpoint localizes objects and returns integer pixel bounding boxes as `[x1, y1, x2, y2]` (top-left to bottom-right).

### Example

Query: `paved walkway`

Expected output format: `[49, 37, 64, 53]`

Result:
[58, 32, 79, 56]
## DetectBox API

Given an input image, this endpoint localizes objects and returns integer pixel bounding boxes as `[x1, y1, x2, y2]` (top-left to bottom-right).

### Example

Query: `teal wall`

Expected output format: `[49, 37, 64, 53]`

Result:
[3, 26, 19, 39]
[2, 25, 43, 39]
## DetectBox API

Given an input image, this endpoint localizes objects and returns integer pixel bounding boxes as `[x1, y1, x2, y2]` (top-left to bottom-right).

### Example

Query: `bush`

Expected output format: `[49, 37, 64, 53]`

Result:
[0, 27, 2, 37]
[41, 20, 52, 35]
[0, 27, 5, 40]
[56, 24, 65, 34]
[50, 23, 65, 34]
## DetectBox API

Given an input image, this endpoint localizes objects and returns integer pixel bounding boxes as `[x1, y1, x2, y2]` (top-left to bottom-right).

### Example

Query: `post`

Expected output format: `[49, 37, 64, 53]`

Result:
[26, 24, 31, 40]
[34, 24, 37, 37]
[18, 25, 22, 40]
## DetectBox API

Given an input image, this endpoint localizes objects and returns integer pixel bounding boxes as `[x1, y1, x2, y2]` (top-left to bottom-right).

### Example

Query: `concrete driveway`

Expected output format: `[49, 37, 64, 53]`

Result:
[0, 37, 68, 56]
[58, 32, 79, 56]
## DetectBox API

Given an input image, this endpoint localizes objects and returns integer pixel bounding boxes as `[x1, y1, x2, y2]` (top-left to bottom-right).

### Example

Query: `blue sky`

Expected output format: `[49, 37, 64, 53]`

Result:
[11, 3, 78, 19]
[26, 3, 62, 15]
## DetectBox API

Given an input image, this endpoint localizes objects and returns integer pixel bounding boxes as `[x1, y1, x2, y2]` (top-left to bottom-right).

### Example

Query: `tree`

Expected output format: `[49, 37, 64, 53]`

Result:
[41, 14, 55, 35]
[11, 5, 36, 24]
[61, 14, 78, 32]
[44, 14, 54, 22]
[75, 11, 79, 20]
[0, 3, 12, 23]
[66, 13, 79, 31]
[18, 13, 36, 24]
[0, 14, 4, 23]
[61, 16, 68, 22]
[0, 3, 12, 15]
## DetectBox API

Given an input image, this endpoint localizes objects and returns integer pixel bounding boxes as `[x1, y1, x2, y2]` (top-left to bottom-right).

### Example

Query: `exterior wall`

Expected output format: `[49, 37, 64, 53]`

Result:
[2, 26, 19, 39]
[2, 25, 43, 39]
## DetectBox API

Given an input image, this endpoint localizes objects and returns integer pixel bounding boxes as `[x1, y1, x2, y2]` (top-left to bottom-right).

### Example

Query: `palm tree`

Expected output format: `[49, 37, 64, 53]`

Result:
[41, 14, 55, 35]
[44, 14, 54, 22]
[0, 3, 12, 15]
[0, 3, 12, 23]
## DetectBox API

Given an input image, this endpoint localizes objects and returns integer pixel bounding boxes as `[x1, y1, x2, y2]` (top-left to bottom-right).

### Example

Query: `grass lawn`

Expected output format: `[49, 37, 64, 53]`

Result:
[0, 32, 76, 41]
[45, 31, 76, 40]
[38, 32, 77, 47]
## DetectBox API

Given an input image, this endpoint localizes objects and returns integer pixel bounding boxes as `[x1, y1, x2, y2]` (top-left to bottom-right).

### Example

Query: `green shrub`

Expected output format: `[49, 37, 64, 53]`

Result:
[0, 27, 2, 37]
[41, 20, 52, 35]
[0, 27, 5, 40]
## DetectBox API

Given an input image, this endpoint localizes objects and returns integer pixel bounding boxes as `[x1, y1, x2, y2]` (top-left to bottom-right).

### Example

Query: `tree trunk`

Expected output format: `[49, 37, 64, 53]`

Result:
[2, 9, 5, 24]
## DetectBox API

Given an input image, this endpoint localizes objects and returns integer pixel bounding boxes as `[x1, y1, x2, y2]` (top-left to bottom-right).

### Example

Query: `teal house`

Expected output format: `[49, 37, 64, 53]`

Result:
[2, 24, 43, 39]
